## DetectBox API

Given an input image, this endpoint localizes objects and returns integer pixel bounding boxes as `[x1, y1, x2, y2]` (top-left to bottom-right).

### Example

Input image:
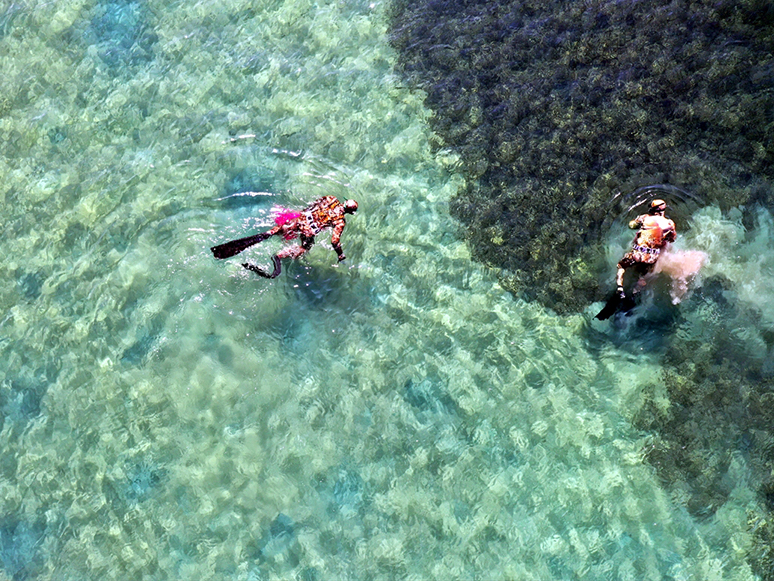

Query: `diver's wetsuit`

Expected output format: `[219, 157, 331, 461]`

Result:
[615, 208, 676, 294]
[211, 196, 357, 278]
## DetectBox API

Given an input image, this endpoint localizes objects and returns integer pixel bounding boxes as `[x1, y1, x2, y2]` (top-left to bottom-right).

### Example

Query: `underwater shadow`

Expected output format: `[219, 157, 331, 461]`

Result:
[87, 0, 157, 73]
[584, 280, 684, 357]
[625, 275, 774, 579]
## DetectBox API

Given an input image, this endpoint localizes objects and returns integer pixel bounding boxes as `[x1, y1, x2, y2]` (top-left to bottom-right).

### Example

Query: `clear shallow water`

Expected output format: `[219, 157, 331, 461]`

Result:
[0, 0, 772, 579]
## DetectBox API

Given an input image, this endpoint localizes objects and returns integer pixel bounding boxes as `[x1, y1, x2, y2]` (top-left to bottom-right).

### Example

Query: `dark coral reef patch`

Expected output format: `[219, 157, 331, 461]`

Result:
[390, 0, 774, 574]
[632, 275, 774, 580]
[389, 0, 774, 313]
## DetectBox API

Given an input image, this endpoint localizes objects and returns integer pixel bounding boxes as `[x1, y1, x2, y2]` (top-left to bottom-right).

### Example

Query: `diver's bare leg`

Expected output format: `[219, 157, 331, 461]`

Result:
[276, 245, 308, 260]
[616, 267, 626, 296]
[244, 236, 313, 277]
[632, 277, 648, 295]
[276, 236, 313, 261]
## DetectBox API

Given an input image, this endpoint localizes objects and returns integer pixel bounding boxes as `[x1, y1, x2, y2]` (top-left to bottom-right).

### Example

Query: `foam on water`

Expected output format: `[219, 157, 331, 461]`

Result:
[0, 0, 770, 579]
[685, 206, 774, 327]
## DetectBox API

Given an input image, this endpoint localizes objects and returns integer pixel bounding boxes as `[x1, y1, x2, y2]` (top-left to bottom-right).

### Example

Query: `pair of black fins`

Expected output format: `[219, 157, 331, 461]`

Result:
[211, 232, 281, 278]
[595, 289, 637, 320]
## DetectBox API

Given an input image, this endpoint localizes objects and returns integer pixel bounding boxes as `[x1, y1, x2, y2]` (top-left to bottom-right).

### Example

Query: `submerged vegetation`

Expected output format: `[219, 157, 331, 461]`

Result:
[389, 0, 774, 312]
[633, 274, 774, 580]
[390, 0, 774, 576]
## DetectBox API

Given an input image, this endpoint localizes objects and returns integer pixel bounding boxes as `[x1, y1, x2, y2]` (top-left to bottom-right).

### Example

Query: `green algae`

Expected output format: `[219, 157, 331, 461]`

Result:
[632, 289, 774, 579]
[0, 0, 771, 578]
[620, 207, 774, 581]
[389, 0, 774, 313]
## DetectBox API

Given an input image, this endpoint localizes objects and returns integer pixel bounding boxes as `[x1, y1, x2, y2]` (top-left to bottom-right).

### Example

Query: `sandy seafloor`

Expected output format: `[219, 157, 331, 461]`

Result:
[1, 0, 773, 579]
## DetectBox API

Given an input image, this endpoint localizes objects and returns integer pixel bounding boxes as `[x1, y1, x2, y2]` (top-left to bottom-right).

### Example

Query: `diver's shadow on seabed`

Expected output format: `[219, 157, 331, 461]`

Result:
[584, 278, 684, 354]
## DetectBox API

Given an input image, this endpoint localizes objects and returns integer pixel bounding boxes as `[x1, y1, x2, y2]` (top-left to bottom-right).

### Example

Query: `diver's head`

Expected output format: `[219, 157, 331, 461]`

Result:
[344, 199, 358, 214]
[649, 198, 667, 215]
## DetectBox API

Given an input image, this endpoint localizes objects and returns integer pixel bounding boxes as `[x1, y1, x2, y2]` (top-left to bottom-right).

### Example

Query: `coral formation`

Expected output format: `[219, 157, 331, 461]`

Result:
[390, 3, 774, 575]
[0, 517, 47, 581]
[2, 0, 772, 577]
[632, 276, 774, 580]
[86, 0, 157, 72]
[389, 0, 774, 312]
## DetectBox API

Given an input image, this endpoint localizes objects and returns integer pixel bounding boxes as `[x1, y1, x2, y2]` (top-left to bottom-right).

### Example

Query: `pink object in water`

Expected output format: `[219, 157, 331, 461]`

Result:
[654, 248, 707, 304]
[274, 209, 302, 240]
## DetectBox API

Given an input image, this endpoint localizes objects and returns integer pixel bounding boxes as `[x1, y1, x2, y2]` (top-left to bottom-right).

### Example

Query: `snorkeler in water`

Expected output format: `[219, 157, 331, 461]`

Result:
[596, 198, 677, 320]
[615, 198, 677, 297]
[211, 195, 359, 278]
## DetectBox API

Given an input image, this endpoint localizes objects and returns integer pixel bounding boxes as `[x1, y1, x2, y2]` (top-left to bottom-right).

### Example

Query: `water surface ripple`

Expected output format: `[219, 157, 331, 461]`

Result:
[0, 0, 772, 580]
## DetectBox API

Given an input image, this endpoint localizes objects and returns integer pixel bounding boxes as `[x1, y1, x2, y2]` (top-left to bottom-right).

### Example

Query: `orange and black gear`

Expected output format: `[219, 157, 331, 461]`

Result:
[294, 196, 351, 259]
[615, 199, 676, 291]
[211, 196, 358, 279]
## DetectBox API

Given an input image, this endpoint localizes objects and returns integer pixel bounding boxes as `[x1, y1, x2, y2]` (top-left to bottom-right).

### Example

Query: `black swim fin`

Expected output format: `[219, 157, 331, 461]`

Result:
[242, 256, 282, 279]
[211, 232, 272, 259]
[595, 292, 620, 320]
[595, 290, 636, 320]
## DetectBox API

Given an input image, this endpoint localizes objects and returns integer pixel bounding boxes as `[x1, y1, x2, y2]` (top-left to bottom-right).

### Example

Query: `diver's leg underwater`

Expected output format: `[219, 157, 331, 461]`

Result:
[242, 256, 282, 279]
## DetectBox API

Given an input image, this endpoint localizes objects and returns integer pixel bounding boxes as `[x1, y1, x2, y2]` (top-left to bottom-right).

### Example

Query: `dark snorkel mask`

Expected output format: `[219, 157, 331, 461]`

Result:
[649, 198, 667, 214]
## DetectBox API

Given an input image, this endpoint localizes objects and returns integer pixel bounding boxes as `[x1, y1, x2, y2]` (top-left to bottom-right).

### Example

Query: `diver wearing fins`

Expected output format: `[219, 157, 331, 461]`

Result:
[596, 198, 676, 320]
[211, 196, 359, 278]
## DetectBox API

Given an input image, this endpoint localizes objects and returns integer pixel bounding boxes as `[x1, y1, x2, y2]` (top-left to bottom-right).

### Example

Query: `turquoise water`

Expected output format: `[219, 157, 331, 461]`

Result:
[1, 0, 772, 579]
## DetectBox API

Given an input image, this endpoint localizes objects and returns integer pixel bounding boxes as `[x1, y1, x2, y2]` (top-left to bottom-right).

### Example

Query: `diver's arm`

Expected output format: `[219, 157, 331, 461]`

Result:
[628, 215, 644, 229]
[330, 219, 346, 261]
[664, 220, 677, 242]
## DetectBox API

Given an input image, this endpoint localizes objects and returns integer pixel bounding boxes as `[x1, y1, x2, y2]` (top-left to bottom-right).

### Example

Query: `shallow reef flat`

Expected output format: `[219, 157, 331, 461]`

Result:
[388, 6, 774, 576]
[0, 0, 772, 579]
